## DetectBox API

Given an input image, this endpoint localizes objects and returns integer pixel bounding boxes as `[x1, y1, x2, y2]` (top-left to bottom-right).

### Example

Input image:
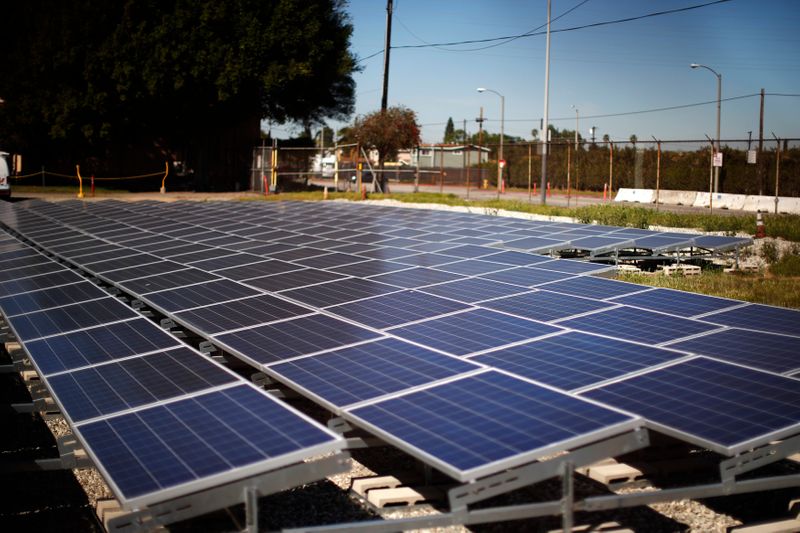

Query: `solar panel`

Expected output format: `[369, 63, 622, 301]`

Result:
[479, 266, 574, 287]
[0, 253, 54, 270]
[24, 318, 183, 376]
[389, 308, 563, 356]
[501, 236, 567, 252]
[245, 268, 346, 292]
[420, 277, 530, 304]
[541, 276, 653, 300]
[327, 290, 470, 329]
[346, 370, 638, 481]
[187, 253, 265, 272]
[143, 280, 261, 313]
[485, 250, 555, 266]
[368, 266, 463, 289]
[74, 384, 342, 508]
[214, 259, 302, 281]
[433, 259, 513, 276]
[269, 338, 481, 410]
[0, 261, 66, 282]
[355, 246, 417, 260]
[292, 252, 368, 270]
[533, 260, 615, 275]
[480, 290, 614, 322]
[47, 347, 239, 422]
[559, 306, 720, 344]
[471, 331, 687, 391]
[581, 357, 800, 454]
[0, 281, 108, 316]
[280, 276, 400, 307]
[667, 328, 800, 374]
[120, 269, 221, 295]
[81, 253, 162, 273]
[612, 288, 742, 317]
[7, 297, 140, 342]
[100, 261, 186, 282]
[214, 314, 383, 366]
[700, 303, 800, 337]
[175, 294, 314, 334]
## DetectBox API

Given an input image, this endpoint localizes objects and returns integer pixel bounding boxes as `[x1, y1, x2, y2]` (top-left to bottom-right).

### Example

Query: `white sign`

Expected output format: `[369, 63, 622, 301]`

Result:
[747, 150, 757, 164]
[713, 152, 723, 167]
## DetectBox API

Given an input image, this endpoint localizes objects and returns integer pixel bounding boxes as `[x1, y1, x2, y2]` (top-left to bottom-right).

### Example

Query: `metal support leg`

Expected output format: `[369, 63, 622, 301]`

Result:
[245, 486, 259, 533]
[561, 461, 574, 533]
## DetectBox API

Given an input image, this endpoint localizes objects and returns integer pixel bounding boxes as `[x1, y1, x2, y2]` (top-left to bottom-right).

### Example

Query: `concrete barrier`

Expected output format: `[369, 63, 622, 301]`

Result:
[656, 190, 697, 206]
[713, 193, 747, 210]
[693, 192, 711, 208]
[775, 196, 800, 214]
[614, 188, 654, 204]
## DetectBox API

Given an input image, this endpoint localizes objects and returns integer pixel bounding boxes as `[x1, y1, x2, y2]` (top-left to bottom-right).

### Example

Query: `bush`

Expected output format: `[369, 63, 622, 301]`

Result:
[760, 240, 780, 264]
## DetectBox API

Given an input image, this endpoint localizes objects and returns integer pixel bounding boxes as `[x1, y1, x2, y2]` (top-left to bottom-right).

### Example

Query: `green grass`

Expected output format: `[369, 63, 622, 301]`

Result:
[618, 271, 800, 309]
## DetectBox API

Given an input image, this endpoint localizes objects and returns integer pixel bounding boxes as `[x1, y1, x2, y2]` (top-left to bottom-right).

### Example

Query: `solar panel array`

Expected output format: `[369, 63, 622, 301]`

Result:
[0, 199, 796, 485]
[0, 227, 343, 509]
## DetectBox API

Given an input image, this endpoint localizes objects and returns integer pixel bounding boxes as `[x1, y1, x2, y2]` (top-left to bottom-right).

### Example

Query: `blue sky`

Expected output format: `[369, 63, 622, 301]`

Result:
[273, 0, 800, 144]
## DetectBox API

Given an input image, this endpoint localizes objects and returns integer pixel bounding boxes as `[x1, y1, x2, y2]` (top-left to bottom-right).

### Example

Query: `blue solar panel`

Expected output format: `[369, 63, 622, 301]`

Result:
[480, 290, 614, 322]
[175, 294, 314, 334]
[420, 277, 529, 304]
[692, 235, 752, 251]
[214, 314, 383, 365]
[327, 290, 470, 329]
[627, 235, 693, 251]
[480, 266, 574, 287]
[270, 338, 481, 409]
[389, 308, 563, 356]
[75, 384, 341, 507]
[501, 236, 566, 252]
[244, 268, 346, 292]
[293, 252, 367, 270]
[25, 318, 183, 376]
[7, 297, 140, 342]
[0, 281, 107, 316]
[533, 260, 615, 275]
[100, 261, 185, 282]
[472, 332, 687, 391]
[281, 277, 400, 308]
[559, 306, 720, 344]
[667, 328, 800, 374]
[701, 303, 800, 337]
[188, 253, 265, 272]
[346, 370, 637, 481]
[581, 357, 800, 453]
[541, 276, 652, 300]
[368, 266, 463, 289]
[214, 259, 301, 280]
[120, 269, 221, 295]
[433, 259, 512, 276]
[612, 288, 741, 317]
[566, 236, 632, 254]
[47, 347, 238, 422]
[0, 261, 66, 282]
[143, 280, 261, 313]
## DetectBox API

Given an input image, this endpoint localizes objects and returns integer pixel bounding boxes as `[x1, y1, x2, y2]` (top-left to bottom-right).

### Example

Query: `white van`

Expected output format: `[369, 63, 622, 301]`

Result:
[0, 152, 10, 198]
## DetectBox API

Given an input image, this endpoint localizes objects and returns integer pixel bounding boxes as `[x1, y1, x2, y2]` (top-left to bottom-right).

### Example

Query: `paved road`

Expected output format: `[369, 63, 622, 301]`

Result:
[311, 179, 751, 218]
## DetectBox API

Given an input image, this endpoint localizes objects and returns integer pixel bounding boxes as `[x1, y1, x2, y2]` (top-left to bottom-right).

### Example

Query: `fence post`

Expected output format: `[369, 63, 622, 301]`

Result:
[270, 139, 278, 192]
[160, 161, 168, 194]
[76, 165, 84, 198]
[91, 175, 95, 197]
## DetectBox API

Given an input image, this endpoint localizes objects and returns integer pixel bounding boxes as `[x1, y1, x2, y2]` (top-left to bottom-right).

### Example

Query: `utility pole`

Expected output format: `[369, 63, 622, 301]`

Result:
[476, 107, 485, 189]
[758, 88, 765, 195]
[540, 0, 551, 204]
[462, 119, 467, 190]
[381, 0, 393, 111]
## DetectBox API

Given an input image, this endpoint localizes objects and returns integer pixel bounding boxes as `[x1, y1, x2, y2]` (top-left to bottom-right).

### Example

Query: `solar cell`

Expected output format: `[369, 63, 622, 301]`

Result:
[0, 281, 107, 316]
[7, 297, 140, 342]
[533, 260, 615, 275]
[175, 294, 314, 334]
[433, 259, 512, 276]
[144, 280, 261, 313]
[214, 314, 382, 365]
[565, 236, 632, 254]
[24, 318, 182, 375]
[0, 261, 66, 282]
[389, 308, 563, 356]
[355, 246, 417, 260]
[266, 247, 329, 262]
[559, 306, 720, 344]
[667, 328, 800, 374]
[541, 276, 652, 300]
[100, 261, 186, 282]
[472, 331, 686, 391]
[293, 252, 367, 270]
[346, 370, 637, 481]
[75, 384, 341, 507]
[393, 253, 462, 268]
[327, 290, 470, 329]
[48, 347, 238, 422]
[244, 268, 346, 292]
[479, 266, 574, 287]
[368, 266, 463, 289]
[486, 250, 555, 266]
[420, 277, 530, 304]
[480, 290, 614, 322]
[280, 277, 400, 308]
[700, 303, 800, 337]
[81, 253, 162, 273]
[270, 338, 481, 410]
[581, 357, 800, 453]
[188, 253, 264, 272]
[120, 269, 221, 295]
[612, 288, 741, 317]
[0, 253, 54, 270]
[501, 236, 567, 252]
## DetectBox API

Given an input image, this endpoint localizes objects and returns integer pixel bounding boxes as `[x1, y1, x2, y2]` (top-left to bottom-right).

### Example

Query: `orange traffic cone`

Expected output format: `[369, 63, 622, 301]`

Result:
[755, 210, 766, 239]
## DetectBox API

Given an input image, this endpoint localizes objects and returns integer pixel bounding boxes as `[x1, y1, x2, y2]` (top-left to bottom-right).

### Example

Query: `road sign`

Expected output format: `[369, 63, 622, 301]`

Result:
[499, 159, 506, 168]
[747, 150, 757, 164]
[713, 152, 723, 167]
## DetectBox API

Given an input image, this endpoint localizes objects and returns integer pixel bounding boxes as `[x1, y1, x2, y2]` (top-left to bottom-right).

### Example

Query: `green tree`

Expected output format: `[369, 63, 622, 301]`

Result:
[351, 106, 421, 191]
[0, 0, 357, 190]
[443, 117, 455, 143]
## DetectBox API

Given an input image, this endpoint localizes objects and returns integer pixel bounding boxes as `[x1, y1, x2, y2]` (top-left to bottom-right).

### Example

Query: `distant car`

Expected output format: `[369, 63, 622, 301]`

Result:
[0, 152, 11, 198]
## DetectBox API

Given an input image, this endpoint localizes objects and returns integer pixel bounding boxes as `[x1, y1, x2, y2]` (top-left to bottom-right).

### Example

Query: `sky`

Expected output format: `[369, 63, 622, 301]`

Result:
[271, 0, 800, 145]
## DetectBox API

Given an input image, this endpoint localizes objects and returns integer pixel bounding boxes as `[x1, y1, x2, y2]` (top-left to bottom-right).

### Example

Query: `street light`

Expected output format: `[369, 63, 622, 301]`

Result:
[477, 87, 504, 196]
[690, 63, 722, 192]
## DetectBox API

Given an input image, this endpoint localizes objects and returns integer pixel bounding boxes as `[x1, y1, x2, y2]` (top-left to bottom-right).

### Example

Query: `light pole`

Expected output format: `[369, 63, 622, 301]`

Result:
[477, 87, 504, 196]
[690, 63, 722, 192]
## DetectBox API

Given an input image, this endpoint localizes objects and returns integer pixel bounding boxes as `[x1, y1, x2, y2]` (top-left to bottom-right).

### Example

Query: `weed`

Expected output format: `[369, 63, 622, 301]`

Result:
[760, 240, 780, 264]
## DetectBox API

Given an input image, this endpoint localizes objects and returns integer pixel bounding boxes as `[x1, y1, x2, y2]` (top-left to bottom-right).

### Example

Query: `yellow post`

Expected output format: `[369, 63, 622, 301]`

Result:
[270, 141, 278, 190]
[160, 161, 168, 193]
[76, 165, 84, 198]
